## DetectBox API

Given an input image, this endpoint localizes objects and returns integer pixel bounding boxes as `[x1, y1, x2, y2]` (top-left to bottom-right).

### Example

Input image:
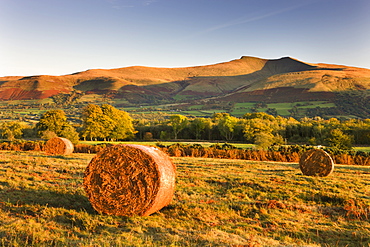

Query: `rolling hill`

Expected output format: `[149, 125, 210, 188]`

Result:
[1, 56, 369, 110]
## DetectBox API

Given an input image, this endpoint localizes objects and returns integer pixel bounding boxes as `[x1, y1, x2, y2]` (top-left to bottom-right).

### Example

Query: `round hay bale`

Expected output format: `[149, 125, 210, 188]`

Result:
[44, 137, 74, 155]
[83, 144, 176, 216]
[299, 149, 334, 177]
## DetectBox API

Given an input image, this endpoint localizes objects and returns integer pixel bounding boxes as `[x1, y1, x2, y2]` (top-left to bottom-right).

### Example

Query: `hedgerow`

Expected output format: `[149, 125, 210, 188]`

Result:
[0, 141, 368, 166]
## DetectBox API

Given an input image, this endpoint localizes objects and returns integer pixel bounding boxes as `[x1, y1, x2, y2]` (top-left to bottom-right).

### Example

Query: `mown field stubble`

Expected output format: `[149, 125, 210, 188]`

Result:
[0, 151, 369, 246]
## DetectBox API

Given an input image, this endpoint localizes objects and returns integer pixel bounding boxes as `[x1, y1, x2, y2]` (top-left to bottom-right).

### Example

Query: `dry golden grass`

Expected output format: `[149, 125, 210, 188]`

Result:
[0, 150, 369, 246]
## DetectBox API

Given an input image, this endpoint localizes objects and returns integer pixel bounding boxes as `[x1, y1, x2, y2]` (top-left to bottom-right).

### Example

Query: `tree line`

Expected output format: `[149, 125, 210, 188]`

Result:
[136, 112, 370, 150]
[0, 104, 370, 150]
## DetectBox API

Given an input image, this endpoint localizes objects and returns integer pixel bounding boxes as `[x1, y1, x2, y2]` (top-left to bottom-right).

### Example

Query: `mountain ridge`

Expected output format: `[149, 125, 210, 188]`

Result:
[0, 56, 369, 105]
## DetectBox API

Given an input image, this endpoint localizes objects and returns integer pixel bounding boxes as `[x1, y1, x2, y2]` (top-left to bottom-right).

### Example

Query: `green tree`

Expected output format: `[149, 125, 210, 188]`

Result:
[217, 115, 238, 141]
[160, 131, 168, 140]
[326, 129, 353, 150]
[0, 121, 25, 141]
[59, 125, 80, 144]
[242, 112, 286, 144]
[101, 104, 136, 141]
[243, 112, 275, 121]
[190, 118, 208, 140]
[81, 104, 136, 141]
[212, 112, 230, 122]
[254, 132, 274, 150]
[36, 110, 68, 136]
[243, 119, 274, 143]
[170, 115, 188, 140]
[81, 104, 114, 141]
[41, 130, 58, 140]
[203, 118, 213, 140]
[36, 110, 79, 143]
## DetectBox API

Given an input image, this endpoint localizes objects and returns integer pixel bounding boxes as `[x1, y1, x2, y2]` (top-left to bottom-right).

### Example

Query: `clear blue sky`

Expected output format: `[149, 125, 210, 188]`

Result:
[1, 0, 369, 76]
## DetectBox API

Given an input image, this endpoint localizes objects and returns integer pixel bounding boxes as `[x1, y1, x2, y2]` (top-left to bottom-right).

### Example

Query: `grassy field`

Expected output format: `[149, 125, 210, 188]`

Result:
[109, 100, 338, 118]
[0, 151, 369, 246]
[230, 101, 336, 117]
[354, 146, 370, 153]
[0, 98, 348, 121]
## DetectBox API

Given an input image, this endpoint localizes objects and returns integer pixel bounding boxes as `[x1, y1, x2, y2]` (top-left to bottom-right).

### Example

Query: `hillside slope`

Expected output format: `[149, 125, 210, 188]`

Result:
[0, 56, 369, 104]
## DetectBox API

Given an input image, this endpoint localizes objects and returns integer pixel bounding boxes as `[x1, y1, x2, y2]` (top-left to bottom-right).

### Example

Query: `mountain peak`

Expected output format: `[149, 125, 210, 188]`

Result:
[0, 56, 369, 103]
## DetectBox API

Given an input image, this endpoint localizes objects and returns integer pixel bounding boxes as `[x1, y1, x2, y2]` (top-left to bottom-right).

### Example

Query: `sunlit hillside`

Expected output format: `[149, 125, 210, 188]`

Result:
[1, 56, 369, 102]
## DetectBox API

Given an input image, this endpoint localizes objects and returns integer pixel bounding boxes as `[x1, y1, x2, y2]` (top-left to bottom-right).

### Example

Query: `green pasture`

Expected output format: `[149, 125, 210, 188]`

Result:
[179, 110, 226, 117]
[0, 99, 52, 106]
[354, 146, 370, 152]
[296, 102, 336, 109]
[188, 105, 203, 110]
[0, 99, 339, 120]
[231, 101, 337, 117]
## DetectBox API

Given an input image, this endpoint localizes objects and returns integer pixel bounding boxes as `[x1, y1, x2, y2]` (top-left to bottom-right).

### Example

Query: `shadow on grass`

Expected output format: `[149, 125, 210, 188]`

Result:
[1, 188, 96, 214]
[13, 151, 90, 161]
[334, 165, 370, 173]
[308, 228, 370, 247]
[32, 154, 89, 161]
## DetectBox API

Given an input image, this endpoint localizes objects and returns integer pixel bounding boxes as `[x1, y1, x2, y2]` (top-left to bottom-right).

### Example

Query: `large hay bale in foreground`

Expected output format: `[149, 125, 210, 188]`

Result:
[299, 149, 334, 177]
[83, 144, 176, 216]
[44, 137, 74, 155]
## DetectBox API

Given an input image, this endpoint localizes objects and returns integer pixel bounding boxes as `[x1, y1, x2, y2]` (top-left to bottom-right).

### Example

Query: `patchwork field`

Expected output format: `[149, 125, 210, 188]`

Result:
[231, 101, 336, 117]
[0, 98, 339, 124]
[0, 151, 369, 246]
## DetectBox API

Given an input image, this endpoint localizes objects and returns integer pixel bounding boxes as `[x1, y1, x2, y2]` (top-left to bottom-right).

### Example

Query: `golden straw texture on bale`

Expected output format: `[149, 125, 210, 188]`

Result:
[83, 144, 176, 216]
[299, 149, 334, 177]
[44, 137, 74, 155]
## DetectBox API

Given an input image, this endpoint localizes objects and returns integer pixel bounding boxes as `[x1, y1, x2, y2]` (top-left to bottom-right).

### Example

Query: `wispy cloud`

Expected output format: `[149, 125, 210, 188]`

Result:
[105, 0, 158, 9]
[112, 5, 134, 9]
[206, 7, 299, 33]
[143, 0, 158, 6]
[177, 1, 318, 41]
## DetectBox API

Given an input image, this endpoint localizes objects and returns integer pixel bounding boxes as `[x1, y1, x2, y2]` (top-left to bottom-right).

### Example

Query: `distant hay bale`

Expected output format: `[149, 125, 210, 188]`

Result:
[83, 144, 176, 216]
[299, 149, 334, 177]
[44, 137, 74, 155]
